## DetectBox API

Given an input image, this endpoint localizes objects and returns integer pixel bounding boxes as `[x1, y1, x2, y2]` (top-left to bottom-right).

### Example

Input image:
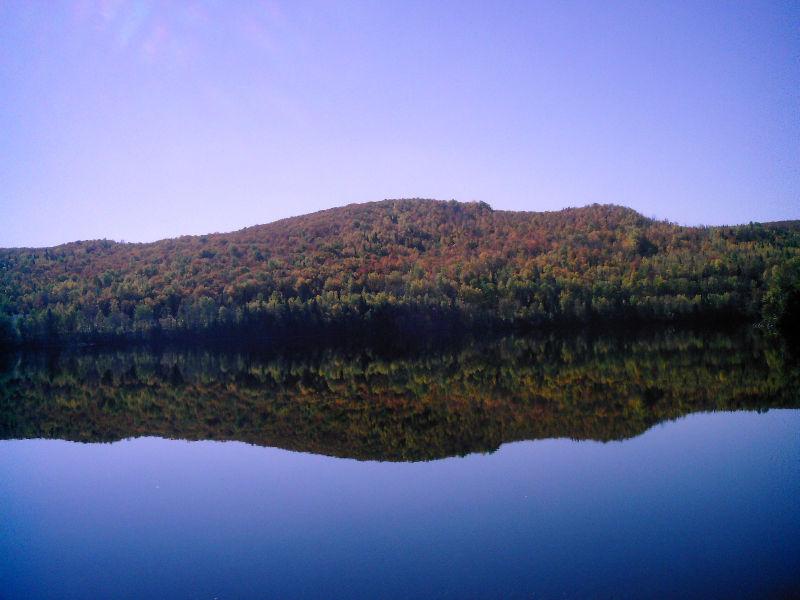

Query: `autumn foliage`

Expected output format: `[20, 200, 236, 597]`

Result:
[1, 199, 799, 345]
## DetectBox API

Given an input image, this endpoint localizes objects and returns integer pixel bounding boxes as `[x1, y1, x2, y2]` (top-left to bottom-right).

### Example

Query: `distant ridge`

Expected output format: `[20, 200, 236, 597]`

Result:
[1, 199, 798, 345]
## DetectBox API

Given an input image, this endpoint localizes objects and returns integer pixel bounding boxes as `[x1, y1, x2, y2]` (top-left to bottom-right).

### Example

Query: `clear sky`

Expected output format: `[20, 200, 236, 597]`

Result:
[1, 1, 798, 247]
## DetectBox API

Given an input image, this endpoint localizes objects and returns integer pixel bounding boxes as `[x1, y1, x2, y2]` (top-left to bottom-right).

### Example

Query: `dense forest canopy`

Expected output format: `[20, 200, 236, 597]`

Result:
[2, 329, 797, 461]
[1, 199, 799, 346]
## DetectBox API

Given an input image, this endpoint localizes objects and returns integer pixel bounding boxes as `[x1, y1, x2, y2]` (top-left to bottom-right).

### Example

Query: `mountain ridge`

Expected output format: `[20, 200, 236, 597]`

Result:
[1, 199, 798, 345]
[7, 199, 798, 250]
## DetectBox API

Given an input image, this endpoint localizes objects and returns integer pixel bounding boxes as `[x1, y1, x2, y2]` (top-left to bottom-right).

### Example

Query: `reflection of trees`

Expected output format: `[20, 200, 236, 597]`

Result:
[1, 329, 797, 461]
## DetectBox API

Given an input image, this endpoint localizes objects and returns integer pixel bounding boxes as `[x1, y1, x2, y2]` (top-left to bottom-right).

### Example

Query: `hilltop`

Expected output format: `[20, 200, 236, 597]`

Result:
[1, 199, 799, 345]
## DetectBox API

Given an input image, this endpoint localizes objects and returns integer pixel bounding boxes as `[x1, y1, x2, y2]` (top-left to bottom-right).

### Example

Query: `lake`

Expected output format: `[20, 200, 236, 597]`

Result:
[1, 329, 798, 598]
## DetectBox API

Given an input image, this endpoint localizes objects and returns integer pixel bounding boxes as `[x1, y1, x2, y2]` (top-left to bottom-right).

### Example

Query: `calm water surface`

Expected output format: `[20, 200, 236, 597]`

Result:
[1, 330, 798, 598]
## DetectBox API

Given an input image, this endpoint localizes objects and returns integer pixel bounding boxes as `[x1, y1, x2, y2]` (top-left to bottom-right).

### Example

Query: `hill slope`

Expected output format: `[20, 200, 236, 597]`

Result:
[1, 199, 799, 345]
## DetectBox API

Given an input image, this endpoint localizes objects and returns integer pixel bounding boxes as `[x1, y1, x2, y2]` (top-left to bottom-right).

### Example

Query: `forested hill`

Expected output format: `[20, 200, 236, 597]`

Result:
[1, 199, 799, 346]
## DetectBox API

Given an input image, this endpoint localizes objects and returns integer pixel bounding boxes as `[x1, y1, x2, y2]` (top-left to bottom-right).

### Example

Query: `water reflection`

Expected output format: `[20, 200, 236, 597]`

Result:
[2, 328, 797, 460]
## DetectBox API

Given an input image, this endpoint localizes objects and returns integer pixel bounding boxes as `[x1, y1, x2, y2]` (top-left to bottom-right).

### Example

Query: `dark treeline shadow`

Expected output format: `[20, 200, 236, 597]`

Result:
[1, 327, 798, 461]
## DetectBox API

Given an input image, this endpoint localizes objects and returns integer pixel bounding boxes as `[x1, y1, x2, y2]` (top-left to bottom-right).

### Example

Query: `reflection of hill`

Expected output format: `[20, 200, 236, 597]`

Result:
[1, 329, 798, 461]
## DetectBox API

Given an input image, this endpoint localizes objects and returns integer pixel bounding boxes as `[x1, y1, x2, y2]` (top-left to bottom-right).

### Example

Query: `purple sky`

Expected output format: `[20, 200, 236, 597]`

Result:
[1, 1, 798, 247]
